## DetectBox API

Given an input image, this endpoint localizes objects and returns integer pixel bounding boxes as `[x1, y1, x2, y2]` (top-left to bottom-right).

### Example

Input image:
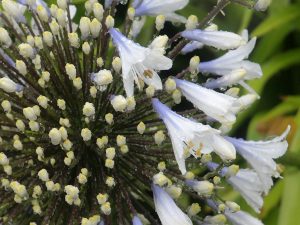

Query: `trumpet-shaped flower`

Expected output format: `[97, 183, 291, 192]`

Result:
[0, 77, 23, 93]
[133, 0, 189, 23]
[152, 184, 192, 225]
[199, 38, 263, 80]
[109, 28, 172, 96]
[181, 29, 246, 50]
[152, 98, 236, 174]
[225, 126, 290, 194]
[225, 209, 264, 225]
[175, 78, 250, 127]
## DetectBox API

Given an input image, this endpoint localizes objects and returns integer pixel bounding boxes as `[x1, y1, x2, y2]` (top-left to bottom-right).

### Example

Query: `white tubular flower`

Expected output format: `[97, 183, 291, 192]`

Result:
[226, 169, 264, 213]
[175, 78, 247, 127]
[224, 209, 263, 225]
[109, 28, 172, 96]
[152, 98, 236, 174]
[0, 77, 23, 93]
[199, 38, 263, 80]
[181, 29, 246, 50]
[152, 184, 192, 225]
[255, 0, 272, 11]
[181, 41, 204, 55]
[2, 0, 26, 22]
[132, 215, 143, 225]
[204, 69, 246, 89]
[133, 0, 189, 23]
[225, 126, 290, 194]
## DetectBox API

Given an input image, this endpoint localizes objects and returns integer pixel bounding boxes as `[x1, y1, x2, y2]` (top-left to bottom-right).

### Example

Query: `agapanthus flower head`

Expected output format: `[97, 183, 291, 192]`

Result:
[0, 0, 288, 224]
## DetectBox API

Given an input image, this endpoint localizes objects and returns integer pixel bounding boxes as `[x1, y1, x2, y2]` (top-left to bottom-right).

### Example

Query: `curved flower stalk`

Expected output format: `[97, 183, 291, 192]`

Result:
[226, 126, 290, 194]
[109, 28, 172, 96]
[152, 98, 236, 174]
[133, 0, 189, 23]
[0, 0, 288, 224]
[152, 184, 192, 225]
[181, 29, 246, 50]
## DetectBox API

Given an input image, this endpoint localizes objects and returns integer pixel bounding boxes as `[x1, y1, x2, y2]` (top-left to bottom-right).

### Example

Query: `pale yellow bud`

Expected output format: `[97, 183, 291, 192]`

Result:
[105, 16, 115, 28]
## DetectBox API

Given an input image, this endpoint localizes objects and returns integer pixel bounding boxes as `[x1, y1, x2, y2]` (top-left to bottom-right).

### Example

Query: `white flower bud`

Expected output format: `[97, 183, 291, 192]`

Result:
[154, 130, 165, 145]
[29, 121, 39, 132]
[105, 177, 115, 187]
[0, 77, 23, 93]
[50, 4, 58, 17]
[90, 18, 102, 38]
[190, 180, 214, 196]
[56, 8, 67, 27]
[127, 7, 135, 20]
[106, 147, 116, 159]
[0, 152, 9, 166]
[97, 136, 108, 148]
[63, 139, 73, 151]
[42, 71, 50, 82]
[32, 105, 41, 117]
[187, 203, 201, 216]
[37, 5, 49, 22]
[34, 36, 43, 50]
[13, 139, 23, 150]
[97, 193, 108, 204]
[92, 69, 113, 87]
[50, 20, 60, 35]
[0, 27, 12, 47]
[120, 144, 129, 154]
[81, 128, 92, 141]
[4, 165, 12, 175]
[16, 60, 27, 75]
[59, 127, 68, 140]
[57, 99, 66, 110]
[37, 95, 49, 109]
[112, 57, 122, 73]
[83, 102, 95, 117]
[110, 95, 127, 112]
[78, 173, 87, 184]
[172, 89, 182, 104]
[155, 15, 165, 31]
[105, 159, 115, 169]
[153, 172, 169, 186]
[186, 15, 198, 30]
[116, 135, 126, 146]
[18, 43, 34, 58]
[65, 63, 76, 80]
[189, 56, 200, 73]
[38, 169, 49, 182]
[166, 185, 182, 199]
[43, 31, 53, 47]
[105, 113, 114, 125]
[82, 42, 91, 55]
[145, 85, 155, 98]
[90, 86, 97, 98]
[49, 128, 62, 145]
[27, 35, 35, 46]
[23, 107, 37, 121]
[68, 32, 80, 48]
[137, 122, 146, 134]
[165, 78, 176, 93]
[105, 16, 115, 28]
[80, 17, 91, 38]
[101, 202, 111, 215]
[57, 0, 67, 10]
[96, 57, 104, 67]
[1, 100, 11, 112]
[73, 77, 83, 90]
[93, 3, 104, 20]
[226, 201, 240, 212]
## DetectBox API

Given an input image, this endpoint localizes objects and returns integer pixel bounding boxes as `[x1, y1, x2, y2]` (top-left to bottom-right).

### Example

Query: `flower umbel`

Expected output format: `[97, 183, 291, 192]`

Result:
[0, 0, 287, 224]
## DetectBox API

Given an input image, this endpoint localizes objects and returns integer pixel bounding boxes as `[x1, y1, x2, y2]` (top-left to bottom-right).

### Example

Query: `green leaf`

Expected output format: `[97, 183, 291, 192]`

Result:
[278, 170, 300, 225]
[252, 4, 300, 37]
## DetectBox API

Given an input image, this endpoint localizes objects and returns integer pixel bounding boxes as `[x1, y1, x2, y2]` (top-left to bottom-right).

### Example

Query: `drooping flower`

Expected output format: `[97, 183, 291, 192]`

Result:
[199, 38, 263, 80]
[181, 29, 246, 50]
[133, 0, 189, 23]
[175, 78, 255, 127]
[224, 209, 264, 225]
[109, 28, 172, 96]
[225, 126, 290, 193]
[152, 98, 236, 174]
[152, 184, 192, 225]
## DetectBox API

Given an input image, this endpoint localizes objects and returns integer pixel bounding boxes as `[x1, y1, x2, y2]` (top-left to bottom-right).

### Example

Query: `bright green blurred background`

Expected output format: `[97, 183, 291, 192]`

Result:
[181, 1, 300, 225]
